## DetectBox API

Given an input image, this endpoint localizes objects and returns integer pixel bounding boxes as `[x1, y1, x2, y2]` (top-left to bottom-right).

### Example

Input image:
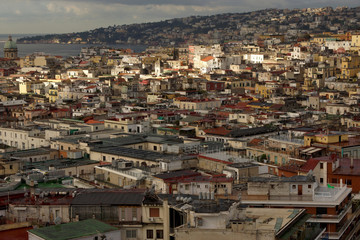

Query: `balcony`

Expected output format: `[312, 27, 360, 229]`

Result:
[241, 184, 351, 206]
[308, 201, 352, 223]
[321, 204, 360, 240]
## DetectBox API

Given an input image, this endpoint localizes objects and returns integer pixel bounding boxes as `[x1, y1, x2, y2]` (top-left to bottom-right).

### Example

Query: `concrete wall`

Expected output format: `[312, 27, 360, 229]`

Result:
[8, 204, 70, 224]
[175, 228, 274, 240]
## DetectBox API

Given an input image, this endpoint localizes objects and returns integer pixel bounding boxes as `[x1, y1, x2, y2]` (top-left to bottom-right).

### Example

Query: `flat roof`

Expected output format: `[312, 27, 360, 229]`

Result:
[71, 191, 144, 206]
[92, 145, 194, 162]
[28, 219, 118, 240]
[23, 158, 98, 171]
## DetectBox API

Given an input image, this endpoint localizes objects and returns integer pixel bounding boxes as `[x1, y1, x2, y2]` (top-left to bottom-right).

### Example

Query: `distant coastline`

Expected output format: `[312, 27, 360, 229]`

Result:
[0, 42, 147, 57]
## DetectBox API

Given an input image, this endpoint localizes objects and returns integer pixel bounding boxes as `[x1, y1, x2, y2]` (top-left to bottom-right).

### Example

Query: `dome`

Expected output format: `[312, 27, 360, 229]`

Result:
[4, 36, 17, 49]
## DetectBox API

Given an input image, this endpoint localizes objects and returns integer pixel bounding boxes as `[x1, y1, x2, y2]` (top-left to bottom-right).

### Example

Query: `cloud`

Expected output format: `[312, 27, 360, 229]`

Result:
[46, 2, 89, 15]
[0, 0, 359, 34]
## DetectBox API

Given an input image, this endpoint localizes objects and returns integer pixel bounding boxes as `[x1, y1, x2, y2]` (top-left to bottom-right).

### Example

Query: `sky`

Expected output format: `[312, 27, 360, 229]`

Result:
[1, 0, 359, 34]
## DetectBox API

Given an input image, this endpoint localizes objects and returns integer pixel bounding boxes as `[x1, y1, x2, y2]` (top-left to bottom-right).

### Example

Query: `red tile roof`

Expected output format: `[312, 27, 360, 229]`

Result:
[299, 159, 319, 172]
[332, 158, 360, 176]
[86, 119, 104, 124]
[248, 138, 263, 146]
[198, 155, 233, 165]
[201, 56, 214, 62]
[204, 127, 231, 136]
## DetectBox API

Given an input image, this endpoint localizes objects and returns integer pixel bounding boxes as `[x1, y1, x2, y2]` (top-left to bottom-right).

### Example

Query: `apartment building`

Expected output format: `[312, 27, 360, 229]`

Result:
[0, 126, 49, 150]
[241, 175, 359, 239]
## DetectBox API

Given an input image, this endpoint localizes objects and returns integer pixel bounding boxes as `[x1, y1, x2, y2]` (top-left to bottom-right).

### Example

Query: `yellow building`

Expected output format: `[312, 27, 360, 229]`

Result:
[319, 91, 340, 100]
[340, 55, 360, 79]
[351, 34, 360, 47]
[90, 56, 102, 64]
[255, 84, 275, 98]
[304, 132, 348, 147]
[311, 35, 331, 44]
[48, 88, 58, 103]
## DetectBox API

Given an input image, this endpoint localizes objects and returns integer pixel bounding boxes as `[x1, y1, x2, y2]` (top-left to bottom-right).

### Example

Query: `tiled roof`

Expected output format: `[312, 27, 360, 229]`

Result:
[201, 56, 214, 62]
[204, 127, 231, 136]
[299, 159, 319, 172]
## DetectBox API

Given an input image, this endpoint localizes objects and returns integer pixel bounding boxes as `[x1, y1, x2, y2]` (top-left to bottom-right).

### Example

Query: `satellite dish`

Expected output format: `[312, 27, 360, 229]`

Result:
[54, 217, 62, 225]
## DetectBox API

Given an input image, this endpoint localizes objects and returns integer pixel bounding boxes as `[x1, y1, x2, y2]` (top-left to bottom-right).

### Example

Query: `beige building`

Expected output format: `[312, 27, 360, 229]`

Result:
[173, 98, 222, 110]
[351, 34, 360, 47]
[95, 161, 148, 188]
[0, 126, 49, 150]
[175, 203, 314, 240]
[104, 116, 150, 133]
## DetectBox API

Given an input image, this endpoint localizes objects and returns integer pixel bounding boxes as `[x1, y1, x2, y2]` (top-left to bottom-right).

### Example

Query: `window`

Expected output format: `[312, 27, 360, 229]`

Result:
[320, 162, 324, 169]
[292, 185, 296, 189]
[132, 208, 137, 220]
[153, 146, 157, 151]
[320, 178, 324, 184]
[126, 230, 137, 238]
[185, 184, 189, 190]
[9, 165, 12, 170]
[146, 230, 154, 239]
[103, 156, 106, 161]
[156, 230, 164, 239]
[121, 208, 126, 220]
[316, 207, 327, 215]
[308, 185, 312, 189]
[149, 208, 159, 217]
[347, 179, 352, 186]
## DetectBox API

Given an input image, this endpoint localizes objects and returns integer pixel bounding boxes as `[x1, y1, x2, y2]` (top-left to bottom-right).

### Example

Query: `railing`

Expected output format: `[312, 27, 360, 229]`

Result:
[314, 184, 348, 201]
[322, 205, 360, 239]
[310, 202, 352, 222]
[268, 135, 304, 145]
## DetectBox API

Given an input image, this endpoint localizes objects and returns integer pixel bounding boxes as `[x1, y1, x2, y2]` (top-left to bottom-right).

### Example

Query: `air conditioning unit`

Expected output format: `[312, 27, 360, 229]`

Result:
[149, 217, 154, 222]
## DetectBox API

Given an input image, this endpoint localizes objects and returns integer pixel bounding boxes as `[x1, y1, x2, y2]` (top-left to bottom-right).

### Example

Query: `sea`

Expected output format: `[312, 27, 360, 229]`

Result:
[0, 34, 147, 57]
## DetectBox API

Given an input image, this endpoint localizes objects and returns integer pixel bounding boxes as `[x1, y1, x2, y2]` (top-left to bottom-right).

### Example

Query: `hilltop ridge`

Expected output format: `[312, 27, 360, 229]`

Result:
[17, 6, 360, 46]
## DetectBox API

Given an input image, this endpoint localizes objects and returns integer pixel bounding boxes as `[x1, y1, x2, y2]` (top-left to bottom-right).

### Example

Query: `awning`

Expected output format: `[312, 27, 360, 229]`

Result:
[301, 147, 315, 153]
[306, 148, 323, 155]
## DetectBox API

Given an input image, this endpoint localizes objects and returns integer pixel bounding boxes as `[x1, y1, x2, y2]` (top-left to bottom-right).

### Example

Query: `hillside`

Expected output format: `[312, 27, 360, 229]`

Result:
[17, 6, 360, 46]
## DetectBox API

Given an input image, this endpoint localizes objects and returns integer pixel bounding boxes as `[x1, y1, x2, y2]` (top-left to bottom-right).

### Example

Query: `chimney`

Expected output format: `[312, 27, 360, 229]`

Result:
[351, 157, 354, 169]
[340, 179, 343, 188]
[30, 180, 35, 200]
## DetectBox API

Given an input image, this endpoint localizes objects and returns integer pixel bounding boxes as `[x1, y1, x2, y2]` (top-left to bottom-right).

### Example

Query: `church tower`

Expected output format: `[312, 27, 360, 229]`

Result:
[4, 35, 18, 59]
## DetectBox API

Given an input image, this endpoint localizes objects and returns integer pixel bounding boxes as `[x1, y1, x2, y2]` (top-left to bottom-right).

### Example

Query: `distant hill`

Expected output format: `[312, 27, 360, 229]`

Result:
[17, 6, 360, 47]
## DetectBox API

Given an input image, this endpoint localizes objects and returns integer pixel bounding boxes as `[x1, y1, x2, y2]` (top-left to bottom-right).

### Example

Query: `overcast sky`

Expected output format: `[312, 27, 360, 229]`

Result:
[1, 0, 359, 34]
